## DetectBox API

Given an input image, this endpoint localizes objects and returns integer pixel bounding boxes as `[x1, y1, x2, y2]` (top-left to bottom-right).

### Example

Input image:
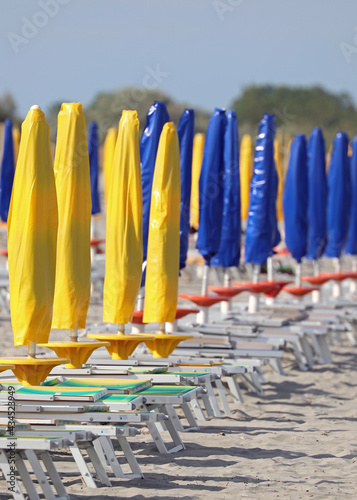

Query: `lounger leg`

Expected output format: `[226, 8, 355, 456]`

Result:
[94, 436, 124, 478]
[244, 373, 265, 396]
[39, 451, 69, 499]
[317, 336, 333, 364]
[68, 443, 97, 488]
[205, 382, 222, 418]
[163, 404, 184, 433]
[84, 441, 112, 486]
[190, 398, 207, 421]
[214, 379, 231, 415]
[269, 358, 285, 375]
[300, 335, 315, 369]
[309, 334, 326, 364]
[226, 376, 244, 403]
[290, 341, 308, 371]
[200, 393, 214, 417]
[0, 450, 27, 500]
[255, 366, 266, 383]
[24, 450, 57, 500]
[116, 435, 143, 478]
[92, 437, 110, 467]
[180, 402, 200, 431]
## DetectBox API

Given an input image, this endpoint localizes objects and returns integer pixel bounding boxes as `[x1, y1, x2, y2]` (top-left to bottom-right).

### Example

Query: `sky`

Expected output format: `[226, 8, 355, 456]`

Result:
[1, 0, 357, 118]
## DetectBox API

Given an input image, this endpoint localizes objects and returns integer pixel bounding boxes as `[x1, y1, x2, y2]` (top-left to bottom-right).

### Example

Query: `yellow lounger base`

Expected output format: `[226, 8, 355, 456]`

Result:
[141, 334, 193, 358]
[0, 358, 69, 386]
[39, 342, 110, 369]
[87, 333, 155, 360]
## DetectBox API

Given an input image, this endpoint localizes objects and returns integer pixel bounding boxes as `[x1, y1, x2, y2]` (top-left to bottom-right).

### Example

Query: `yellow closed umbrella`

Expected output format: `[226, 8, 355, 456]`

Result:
[88, 110, 153, 359]
[143, 122, 181, 324]
[40, 103, 108, 368]
[141, 122, 192, 357]
[190, 132, 205, 230]
[240, 134, 253, 222]
[103, 127, 117, 205]
[274, 139, 284, 223]
[9, 106, 58, 347]
[51, 103, 91, 329]
[12, 126, 20, 165]
[103, 111, 143, 325]
[0, 105, 68, 385]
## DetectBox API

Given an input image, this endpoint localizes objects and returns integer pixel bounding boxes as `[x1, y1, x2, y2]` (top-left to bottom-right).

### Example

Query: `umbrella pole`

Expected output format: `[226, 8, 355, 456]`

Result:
[248, 264, 260, 313]
[332, 258, 341, 298]
[312, 260, 321, 303]
[349, 257, 357, 294]
[295, 262, 302, 287]
[118, 324, 125, 334]
[70, 329, 78, 342]
[28, 342, 36, 358]
[266, 257, 275, 305]
[198, 265, 210, 324]
[159, 322, 165, 334]
[221, 268, 231, 313]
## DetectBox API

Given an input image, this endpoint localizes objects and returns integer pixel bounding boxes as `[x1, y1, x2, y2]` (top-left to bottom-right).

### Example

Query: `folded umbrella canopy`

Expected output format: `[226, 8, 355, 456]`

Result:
[190, 132, 205, 231]
[239, 134, 253, 223]
[283, 134, 308, 268]
[0, 119, 15, 222]
[211, 109, 241, 269]
[274, 139, 284, 224]
[196, 108, 227, 266]
[8, 106, 58, 347]
[51, 103, 92, 330]
[325, 131, 351, 258]
[88, 121, 100, 215]
[140, 101, 169, 264]
[143, 122, 181, 324]
[306, 128, 327, 261]
[178, 109, 194, 270]
[103, 111, 143, 324]
[245, 114, 279, 265]
[12, 126, 20, 164]
[345, 135, 357, 255]
[102, 127, 117, 205]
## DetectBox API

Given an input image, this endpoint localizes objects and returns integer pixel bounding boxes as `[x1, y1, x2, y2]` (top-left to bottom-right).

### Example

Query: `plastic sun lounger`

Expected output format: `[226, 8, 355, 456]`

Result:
[13, 425, 144, 484]
[0, 385, 191, 455]
[0, 435, 73, 500]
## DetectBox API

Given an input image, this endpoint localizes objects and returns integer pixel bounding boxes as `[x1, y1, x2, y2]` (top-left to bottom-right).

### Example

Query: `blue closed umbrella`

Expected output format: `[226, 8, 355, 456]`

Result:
[211, 109, 241, 269]
[245, 113, 278, 265]
[140, 101, 170, 264]
[306, 128, 327, 260]
[0, 119, 15, 222]
[88, 122, 100, 215]
[283, 134, 308, 263]
[196, 108, 227, 265]
[178, 109, 194, 270]
[345, 136, 357, 255]
[325, 132, 351, 258]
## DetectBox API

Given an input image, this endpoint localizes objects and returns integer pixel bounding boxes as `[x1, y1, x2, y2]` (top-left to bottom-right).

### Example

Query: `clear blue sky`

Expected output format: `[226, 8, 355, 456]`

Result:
[2, 0, 357, 117]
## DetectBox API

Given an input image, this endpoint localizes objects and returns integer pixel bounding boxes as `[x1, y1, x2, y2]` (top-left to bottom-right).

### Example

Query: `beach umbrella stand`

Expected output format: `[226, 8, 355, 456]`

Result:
[141, 122, 192, 357]
[321, 132, 351, 301]
[88, 111, 156, 360]
[179, 109, 231, 324]
[299, 128, 331, 303]
[0, 106, 69, 385]
[240, 114, 284, 314]
[38, 104, 109, 369]
[282, 134, 319, 302]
